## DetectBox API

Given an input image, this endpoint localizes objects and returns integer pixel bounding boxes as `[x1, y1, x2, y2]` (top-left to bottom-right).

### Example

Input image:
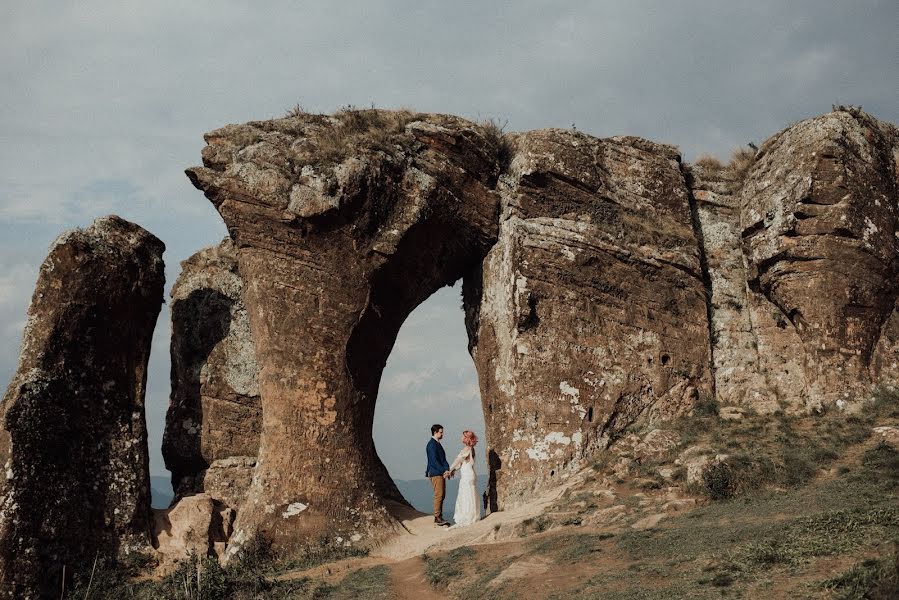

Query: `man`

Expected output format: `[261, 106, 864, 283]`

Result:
[425, 424, 452, 526]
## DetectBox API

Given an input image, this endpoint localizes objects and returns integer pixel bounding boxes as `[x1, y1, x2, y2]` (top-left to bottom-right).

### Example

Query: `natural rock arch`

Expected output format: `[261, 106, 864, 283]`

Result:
[187, 111, 505, 549]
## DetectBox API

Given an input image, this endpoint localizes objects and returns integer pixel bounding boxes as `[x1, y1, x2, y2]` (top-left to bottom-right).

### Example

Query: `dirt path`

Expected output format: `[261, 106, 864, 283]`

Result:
[276, 470, 589, 592]
[374, 474, 581, 562]
[387, 555, 430, 600]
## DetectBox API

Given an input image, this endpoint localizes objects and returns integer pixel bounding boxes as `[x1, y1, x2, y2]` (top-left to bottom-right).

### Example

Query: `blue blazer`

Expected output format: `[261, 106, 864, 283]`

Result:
[425, 438, 450, 477]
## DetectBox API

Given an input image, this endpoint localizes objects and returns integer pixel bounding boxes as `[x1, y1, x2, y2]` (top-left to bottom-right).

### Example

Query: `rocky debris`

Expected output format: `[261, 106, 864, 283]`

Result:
[740, 109, 899, 409]
[163, 239, 260, 506]
[718, 406, 746, 420]
[631, 513, 667, 530]
[466, 129, 712, 509]
[872, 426, 899, 448]
[0, 216, 164, 598]
[186, 110, 504, 550]
[634, 430, 681, 462]
[152, 493, 234, 568]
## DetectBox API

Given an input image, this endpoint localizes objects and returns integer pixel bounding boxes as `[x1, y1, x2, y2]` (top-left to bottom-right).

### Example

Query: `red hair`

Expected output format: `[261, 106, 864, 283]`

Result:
[461, 430, 478, 447]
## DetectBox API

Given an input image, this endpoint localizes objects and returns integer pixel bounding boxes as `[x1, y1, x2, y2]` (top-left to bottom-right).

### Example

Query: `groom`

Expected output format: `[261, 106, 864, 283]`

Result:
[426, 424, 453, 526]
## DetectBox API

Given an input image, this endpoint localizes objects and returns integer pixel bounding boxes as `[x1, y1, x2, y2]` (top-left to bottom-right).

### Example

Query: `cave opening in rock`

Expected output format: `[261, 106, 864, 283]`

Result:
[372, 282, 487, 520]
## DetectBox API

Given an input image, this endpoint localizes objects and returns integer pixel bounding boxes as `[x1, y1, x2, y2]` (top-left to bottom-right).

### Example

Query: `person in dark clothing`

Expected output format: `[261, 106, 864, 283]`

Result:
[426, 424, 452, 526]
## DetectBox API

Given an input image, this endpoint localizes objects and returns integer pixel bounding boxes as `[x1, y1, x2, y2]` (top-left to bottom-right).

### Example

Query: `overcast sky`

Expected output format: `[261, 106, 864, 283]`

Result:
[2, 1, 897, 482]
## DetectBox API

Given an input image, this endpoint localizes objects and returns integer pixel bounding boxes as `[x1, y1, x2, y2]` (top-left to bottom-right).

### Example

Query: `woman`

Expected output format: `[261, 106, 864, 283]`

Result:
[448, 430, 480, 528]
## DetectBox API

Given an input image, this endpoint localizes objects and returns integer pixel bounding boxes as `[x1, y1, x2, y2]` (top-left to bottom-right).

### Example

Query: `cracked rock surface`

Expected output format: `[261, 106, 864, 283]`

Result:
[0, 216, 164, 598]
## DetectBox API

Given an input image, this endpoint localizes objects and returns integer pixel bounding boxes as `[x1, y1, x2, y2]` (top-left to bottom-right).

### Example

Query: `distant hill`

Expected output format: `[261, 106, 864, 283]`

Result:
[394, 475, 488, 523]
[151, 475, 174, 509]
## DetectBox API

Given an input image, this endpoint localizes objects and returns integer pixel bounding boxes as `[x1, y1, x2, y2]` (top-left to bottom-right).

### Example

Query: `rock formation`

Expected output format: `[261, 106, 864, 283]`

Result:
[0, 216, 164, 598]
[186, 110, 504, 551]
[739, 110, 899, 408]
[179, 106, 898, 551]
[163, 238, 260, 509]
[464, 131, 712, 509]
[3, 106, 896, 586]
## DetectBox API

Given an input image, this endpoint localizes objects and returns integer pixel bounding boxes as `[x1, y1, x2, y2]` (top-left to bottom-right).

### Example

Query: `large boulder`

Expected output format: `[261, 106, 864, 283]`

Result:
[464, 130, 713, 508]
[0, 216, 164, 598]
[163, 238, 260, 508]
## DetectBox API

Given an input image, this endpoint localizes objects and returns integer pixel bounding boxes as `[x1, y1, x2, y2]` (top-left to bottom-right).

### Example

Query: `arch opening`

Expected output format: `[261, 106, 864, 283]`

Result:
[372, 283, 487, 522]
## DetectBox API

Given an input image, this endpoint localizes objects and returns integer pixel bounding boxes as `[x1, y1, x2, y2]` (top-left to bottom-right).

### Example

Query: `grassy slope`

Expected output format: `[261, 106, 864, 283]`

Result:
[416, 394, 899, 599]
[68, 392, 899, 599]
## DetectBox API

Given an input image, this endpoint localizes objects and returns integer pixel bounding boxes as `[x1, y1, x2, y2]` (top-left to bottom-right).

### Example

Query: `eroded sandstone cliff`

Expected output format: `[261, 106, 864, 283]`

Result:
[4, 107, 897, 592]
[177, 106, 898, 554]
[464, 130, 712, 509]
[0, 216, 164, 598]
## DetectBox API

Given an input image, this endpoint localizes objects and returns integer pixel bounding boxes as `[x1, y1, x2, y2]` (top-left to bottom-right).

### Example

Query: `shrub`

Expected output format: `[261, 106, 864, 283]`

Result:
[285, 103, 306, 118]
[480, 117, 513, 172]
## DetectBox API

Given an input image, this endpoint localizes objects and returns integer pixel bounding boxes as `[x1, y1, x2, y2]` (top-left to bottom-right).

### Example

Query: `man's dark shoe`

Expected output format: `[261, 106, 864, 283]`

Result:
[434, 518, 450, 526]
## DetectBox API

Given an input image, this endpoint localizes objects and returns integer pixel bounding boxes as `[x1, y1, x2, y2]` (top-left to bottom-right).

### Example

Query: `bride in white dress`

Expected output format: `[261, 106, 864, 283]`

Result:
[448, 430, 480, 528]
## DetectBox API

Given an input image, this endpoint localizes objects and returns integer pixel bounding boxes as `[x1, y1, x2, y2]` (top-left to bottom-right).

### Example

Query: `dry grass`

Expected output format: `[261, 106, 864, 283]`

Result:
[314, 105, 424, 164]
[728, 146, 757, 179]
[480, 117, 514, 171]
[693, 153, 725, 170]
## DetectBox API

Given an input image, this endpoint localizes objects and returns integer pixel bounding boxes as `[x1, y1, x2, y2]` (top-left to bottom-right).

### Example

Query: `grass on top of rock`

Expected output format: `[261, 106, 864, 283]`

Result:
[283, 104, 514, 171]
[311, 105, 426, 165]
[689, 145, 757, 179]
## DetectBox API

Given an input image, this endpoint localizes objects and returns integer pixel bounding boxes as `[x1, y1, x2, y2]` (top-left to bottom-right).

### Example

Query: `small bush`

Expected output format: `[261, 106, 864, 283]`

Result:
[692, 396, 720, 418]
[701, 454, 773, 500]
[693, 154, 725, 170]
[162, 554, 230, 600]
[518, 515, 551, 535]
[285, 103, 306, 118]
[480, 117, 513, 172]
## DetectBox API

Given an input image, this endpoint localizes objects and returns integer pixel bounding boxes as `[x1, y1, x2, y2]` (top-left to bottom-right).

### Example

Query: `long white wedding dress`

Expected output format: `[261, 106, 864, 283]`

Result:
[449, 447, 480, 527]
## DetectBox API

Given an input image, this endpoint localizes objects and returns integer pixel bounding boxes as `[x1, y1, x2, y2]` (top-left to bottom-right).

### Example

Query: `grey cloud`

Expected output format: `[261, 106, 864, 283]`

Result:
[1, 1, 895, 480]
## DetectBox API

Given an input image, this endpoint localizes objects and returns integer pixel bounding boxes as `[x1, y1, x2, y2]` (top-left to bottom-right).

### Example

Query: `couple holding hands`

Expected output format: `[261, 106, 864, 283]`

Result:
[425, 424, 480, 528]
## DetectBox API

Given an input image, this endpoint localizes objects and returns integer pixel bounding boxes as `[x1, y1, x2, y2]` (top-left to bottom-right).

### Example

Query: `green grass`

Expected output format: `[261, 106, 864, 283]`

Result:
[530, 533, 614, 564]
[422, 546, 476, 587]
[821, 545, 899, 599]
[63, 534, 374, 600]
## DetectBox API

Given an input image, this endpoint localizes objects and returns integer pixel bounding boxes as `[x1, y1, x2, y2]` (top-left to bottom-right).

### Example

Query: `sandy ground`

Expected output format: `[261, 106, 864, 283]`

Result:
[374, 473, 583, 561]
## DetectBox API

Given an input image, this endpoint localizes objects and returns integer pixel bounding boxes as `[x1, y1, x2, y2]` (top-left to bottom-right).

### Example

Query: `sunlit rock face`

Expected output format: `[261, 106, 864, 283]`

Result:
[186, 110, 504, 551]
[163, 238, 260, 509]
[690, 164, 795, 413]
[464, 130, 713, 509]
[0, 216, 164, 598]
[739, 109, 899, 409]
